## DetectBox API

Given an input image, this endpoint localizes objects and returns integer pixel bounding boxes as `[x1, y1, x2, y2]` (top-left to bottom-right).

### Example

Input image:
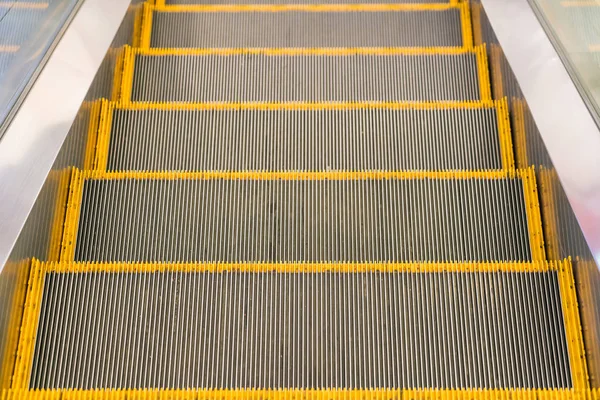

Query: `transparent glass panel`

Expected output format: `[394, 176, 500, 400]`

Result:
[530, 0, 600, 124]
[0, 0, 80, 136]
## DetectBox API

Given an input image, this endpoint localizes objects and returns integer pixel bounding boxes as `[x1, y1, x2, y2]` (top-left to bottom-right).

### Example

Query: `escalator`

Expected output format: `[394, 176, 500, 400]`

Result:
[2, 0, 596, 397]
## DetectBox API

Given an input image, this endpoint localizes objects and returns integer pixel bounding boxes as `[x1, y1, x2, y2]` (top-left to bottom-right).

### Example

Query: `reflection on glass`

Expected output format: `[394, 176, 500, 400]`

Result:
[0, 0, 79, 136]
[531, 0, 600, 123]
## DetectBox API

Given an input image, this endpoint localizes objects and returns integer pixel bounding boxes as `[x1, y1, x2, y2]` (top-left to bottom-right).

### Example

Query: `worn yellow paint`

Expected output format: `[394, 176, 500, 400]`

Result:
[520, 167, 546, 262]
[490, 44, 504, 99]
[10, 260, 44, 389]
[512, 98, 529, 168]
[459, 1, 473, 48]
[82, 101, 102, 170]
[475, 44, 492, 102]
[131, 4, 144, 48]
[156, 3, 462, 12]
[132, 45, 476, 56]
[0, 260, 30, 390]
[557, 258, 590, 389]
[1, 389, 599, 400]
[93, 100, 113, 172]
[46, 168, 72, 262]
[139, 2, 154, 50]
[59, 170, 85, 263]
[538, 167, 561, 261]
[471, 2, 483, 46]
[45, 260, 554, 274]
[110, 47, 125, 102]
[496, 97, 515, 170]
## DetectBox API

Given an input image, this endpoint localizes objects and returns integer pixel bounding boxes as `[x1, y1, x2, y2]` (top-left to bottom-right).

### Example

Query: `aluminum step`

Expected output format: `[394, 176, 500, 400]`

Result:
[60, 170, 545, 263]
[96, 100, 513, 173]
[14, 260, 584, 390]
[145, 4, 470, 48]
[125, 47, 491, 103]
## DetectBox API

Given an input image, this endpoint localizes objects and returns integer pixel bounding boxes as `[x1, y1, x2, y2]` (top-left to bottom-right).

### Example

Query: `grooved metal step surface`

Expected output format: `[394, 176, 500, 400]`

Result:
[66, 172, 542, 263]
[102, 102, 511, 172]
[149, 7, 465, 48]
[130, 49, 487, 103]
[29, 263, 572, 390]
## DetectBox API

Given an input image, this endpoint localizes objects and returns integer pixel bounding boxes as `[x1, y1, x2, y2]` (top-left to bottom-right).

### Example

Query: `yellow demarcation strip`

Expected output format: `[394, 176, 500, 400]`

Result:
[0, 2, 48, 9]
[110, 48, 125, 103]
[91, 99, 514, 172]
[2, 389, 600, 400]
[139, 2, 154, 49]
[0, 260, 30, 390]
[512, 98, 529, 168]
[131, 3, 144, 48]
[93, 100, 113, 171]
[471, 2, 483, 46]
[82, 101, 102, 170]
[557, 258, 591, 389]
[59, 170, 85, 263]
[59, 168, 544, 262]
[118, 46, 135, 105]
[520, 167, 546, 262]
[539, 167, 561, 261]
[459, 1, 473, 48]
[44, 260, 553, 274]
[5, 259, 589, 392]
[133, 45, 477, 56]
[122, 45, 492, 104]
[475, 44, 492, 102]
[45, 169, 72, 262]
[496, 97, 515, 170]
[10, 260, 43, 390]
[145, 3, 473, 48]
[156, 3, 462, 12]
[490, 44, 505, 99]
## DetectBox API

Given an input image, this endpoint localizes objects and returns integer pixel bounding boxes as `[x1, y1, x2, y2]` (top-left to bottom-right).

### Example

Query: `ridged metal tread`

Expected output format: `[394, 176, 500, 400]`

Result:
[59, 170, 545, 263]
[98, 101, 513, 172]
[0, 7, 46, 48]
[127, 48, 490, 103]
[148, 7, 466, 48]
[19, 261, 579, 390]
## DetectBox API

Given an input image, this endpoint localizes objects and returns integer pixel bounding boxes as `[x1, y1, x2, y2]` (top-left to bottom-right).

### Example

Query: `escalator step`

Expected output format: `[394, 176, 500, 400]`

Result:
[147, 4, 470, 48]
[60, 170, 545, 263]
[127, 47, 491, 103]
[98, 100, 513, 172]
[18, 260, 581, 390]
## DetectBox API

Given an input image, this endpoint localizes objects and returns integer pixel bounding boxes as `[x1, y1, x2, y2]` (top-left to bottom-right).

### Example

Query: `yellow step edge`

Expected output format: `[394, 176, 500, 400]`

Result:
[117, 45, 492, 104]
[512, 97, 529, 168]
[45, 169, 73, 262]
[141, 3, 474, 49]
[58, 167, 545, 263]
[0, 260, 30, 390]
[2, 389, 600, 400]
[8, 259, 588, 390]
[539, 166, 561, 261]
[490, 44, 505, 99]
[92, 99, 513, 172]
[44, 260, 556, 274]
